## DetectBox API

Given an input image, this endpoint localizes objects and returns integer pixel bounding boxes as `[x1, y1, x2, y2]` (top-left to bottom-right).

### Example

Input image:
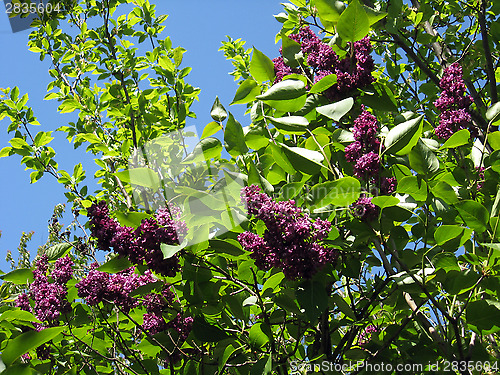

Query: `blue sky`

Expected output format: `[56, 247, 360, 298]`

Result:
[0, 1, 283, 271]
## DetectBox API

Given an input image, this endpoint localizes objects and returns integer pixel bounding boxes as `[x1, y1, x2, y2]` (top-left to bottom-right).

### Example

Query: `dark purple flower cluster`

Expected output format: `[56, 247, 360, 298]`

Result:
[16, 255, 73, 324]
[237, 185, 338, 279]
[434, 63, 473, 140]
[345, 111, 397, 220]
[273, 27, 374, 100]
[345, 110, 397, 198]
[352, 194, 379, 221]
[76, 264, 193, 357]
[76, 265, 155, 312]
[87, 202, 187, 277]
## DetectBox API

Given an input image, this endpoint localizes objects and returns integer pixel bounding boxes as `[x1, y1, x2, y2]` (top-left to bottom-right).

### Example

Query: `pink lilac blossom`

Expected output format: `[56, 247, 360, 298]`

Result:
[87, 202, 186, 277]
[237, 185, 338, 280]
[433, 63, 473, 140]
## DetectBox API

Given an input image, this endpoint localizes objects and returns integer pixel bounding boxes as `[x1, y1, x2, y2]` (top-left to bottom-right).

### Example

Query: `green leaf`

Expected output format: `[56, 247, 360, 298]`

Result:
[45, 242, 73, 261]
[316, 97, 354, 121]
[242, 296, 258, 307]
[360, 83, 398, 112]
[114, 168, 161, 190]
[192, 316, 228, 342]
[231, 79, 260, 105]
[363, 5, 388, 26]
[455, 200, 489, 233]
[487, 131, 500, 151]
[210, 96, 228, 122]
[248, 161, 274, 194]
[256, 79, 307, 112]
[0, 147, 12, 158]
[396, 176, 427, 201]
[466, 299, 500, 334]
[432, 253, 460, 272]
[219, 344, 238, 372]
[310, 74, 337, 94]
[336, 0, 370, 42]
[262, 273, 285, 293]
[281, 144, 324, 174]
[311, 177, 361, 207]
[97, 257, 133, 273]
[371, 195, 400, 209]
[314, 0, 345, 23]
[33, 131, 53, 147]
[249, 323, 271, 348]
[486, 102, 500, 123]
[114, 211, 150, 229]
[441, 129, 470, 149]
[409, 138, 439, 175]
[0, 309, 40, 324]
[2, 327, 65, 366]
[202, 121, 222, 139]
[268, 143, 295, 174]
[384, 115, 423, 155]
[224, 113, 249, 157]
[431, 181, 458, 205]
[251, 355, 272, 375]
[296, 280, 328, 321]
[331, 294, 356, 320]
[434, 225, 471, 247]
[160, 239, 188, 259]
[268, 116, 309, 135]
[0, 269, 33, 285]
[249, 47, 275, 83]
[182, 138, 223, 163]
[280, 34, 302, 68]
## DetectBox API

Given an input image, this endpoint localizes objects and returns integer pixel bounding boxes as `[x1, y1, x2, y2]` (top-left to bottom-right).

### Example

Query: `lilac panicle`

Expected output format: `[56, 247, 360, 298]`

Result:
[238, 185, 338, 279]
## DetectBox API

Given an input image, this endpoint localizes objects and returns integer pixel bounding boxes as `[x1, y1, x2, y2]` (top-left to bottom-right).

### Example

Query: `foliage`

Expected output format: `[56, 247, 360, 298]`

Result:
[0, 0, 500, 374]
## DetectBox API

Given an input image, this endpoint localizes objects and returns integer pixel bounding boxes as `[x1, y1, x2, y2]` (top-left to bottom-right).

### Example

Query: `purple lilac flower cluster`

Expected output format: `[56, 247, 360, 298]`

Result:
[76, 264, 155, 312]
[87, 201, 187, 277]
[16, 255, 73, 324]
[434, 63, 473, 140]
[359, 324, 379, 346]
[237, 185, 338, 279]
[76, 266, 193, 355]
[344, 110, 397, 220]
[273, 26, 374, 100]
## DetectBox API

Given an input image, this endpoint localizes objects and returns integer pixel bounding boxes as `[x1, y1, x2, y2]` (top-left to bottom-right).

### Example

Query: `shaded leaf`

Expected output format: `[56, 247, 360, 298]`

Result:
[210, 97, 228, 122]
